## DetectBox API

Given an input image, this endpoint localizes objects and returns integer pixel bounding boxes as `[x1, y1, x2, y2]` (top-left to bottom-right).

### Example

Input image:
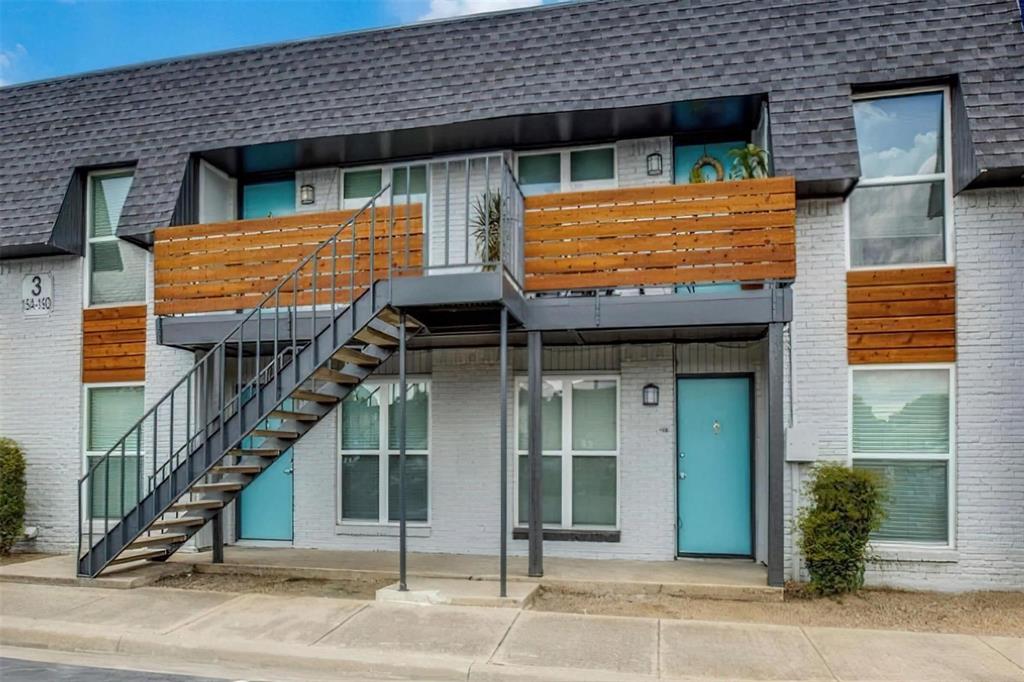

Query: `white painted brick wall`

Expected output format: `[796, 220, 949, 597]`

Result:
[616, 137, 673, 187]
[292, 345, 680, 560]
[787, 191, 1024, 591]
[0, 256, 84, 552]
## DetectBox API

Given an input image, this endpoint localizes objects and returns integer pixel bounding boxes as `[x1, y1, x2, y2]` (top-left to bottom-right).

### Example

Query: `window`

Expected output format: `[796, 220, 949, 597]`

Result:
[849, 89, 951, 267]
[517, 146, 616, 196]
[84, 385, 144, 519]
[514, 376, 619, 528]
[86, 170, 146, 306]
[340, 164, 428, 209]
[338, 380, 430, 524]
[850, 367, 954, 545]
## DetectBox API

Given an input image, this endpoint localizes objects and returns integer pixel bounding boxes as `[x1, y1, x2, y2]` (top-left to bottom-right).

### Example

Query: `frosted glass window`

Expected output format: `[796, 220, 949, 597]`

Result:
[572, 456, 616, 526]
[388, 454, 428, 522]
[569, 148, 614, 182]
[343, 169, 382, 199]
[518, 154, 561, 196]
[341, 455, 379, 520]
[392, 166, 427, 196]
[517, 455, 562, 525]
[571, 380, 617, 450]
[517, 380, 563, 451]
[341, 386, 380, 450]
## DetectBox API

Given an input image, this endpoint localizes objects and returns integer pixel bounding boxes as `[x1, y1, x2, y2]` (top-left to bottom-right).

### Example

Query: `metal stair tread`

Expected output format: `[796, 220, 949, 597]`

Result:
[170, 499, 225, 511]
[211, 464, 263, 474]
[354, 326, 398, 346]
[150, 516, 205, 529]
[192, 482, 244, 493]
[312, 367, 360, 384]
[251, 428, 299, 439]
[227, 448, 282, 457]
[128, 533, 187, 548]
[333, 347, 381, 366]
[291, 389, 339, 403]
[109, 548, 167, 565]
[267, 409, 319, 422]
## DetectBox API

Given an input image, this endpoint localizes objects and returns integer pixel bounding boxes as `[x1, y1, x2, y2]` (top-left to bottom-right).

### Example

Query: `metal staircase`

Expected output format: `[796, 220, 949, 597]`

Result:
[77, 188, 421, 577]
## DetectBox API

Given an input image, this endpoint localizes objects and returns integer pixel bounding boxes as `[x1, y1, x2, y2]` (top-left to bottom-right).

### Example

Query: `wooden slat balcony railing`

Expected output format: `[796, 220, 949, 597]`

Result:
[522, 177, 796, 293]
[154, 205, 423, 315]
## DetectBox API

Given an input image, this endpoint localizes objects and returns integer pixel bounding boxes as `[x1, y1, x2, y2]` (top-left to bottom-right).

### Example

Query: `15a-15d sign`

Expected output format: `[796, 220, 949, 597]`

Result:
[22, 273, 54, 317]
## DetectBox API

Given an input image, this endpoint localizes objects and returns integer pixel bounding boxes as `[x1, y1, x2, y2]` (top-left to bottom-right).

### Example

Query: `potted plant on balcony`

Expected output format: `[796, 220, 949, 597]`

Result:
[728, 143, 770, 179]
[471, 193, 503, 270]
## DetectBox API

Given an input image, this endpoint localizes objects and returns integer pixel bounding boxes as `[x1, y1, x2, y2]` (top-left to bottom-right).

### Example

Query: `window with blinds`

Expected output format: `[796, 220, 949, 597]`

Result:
[515, 375, 619, 530]
[851, 368, 953, 545]
[338, 380, 429, 524]
[85, 386, 144, 519]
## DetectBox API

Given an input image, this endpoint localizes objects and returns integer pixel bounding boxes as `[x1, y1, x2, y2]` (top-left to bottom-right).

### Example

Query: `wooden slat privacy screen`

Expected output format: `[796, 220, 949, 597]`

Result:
[82, 305, 147, 383]
[847, 266, 956, 363]
[522, 177, 796, 292]
[153, 206, 423, 315]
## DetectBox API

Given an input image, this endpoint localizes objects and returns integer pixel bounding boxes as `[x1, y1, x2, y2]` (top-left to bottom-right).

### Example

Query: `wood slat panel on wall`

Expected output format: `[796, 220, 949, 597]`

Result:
[153, 206, 423, 315]
[83, 305, 146, 382]
[847, 266, 956, 364]
[522, 177, 796, 293]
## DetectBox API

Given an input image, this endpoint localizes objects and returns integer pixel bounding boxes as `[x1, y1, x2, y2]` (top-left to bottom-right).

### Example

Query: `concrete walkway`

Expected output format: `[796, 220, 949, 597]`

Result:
[1, 581, 1021, 681]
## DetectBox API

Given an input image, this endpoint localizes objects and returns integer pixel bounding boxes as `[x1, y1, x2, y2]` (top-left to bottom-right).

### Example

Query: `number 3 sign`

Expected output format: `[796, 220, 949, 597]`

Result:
[22, 273, 54, 317]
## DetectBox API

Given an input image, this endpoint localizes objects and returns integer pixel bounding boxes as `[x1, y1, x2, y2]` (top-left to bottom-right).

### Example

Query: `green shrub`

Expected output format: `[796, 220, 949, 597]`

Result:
[0, 438, 27, 556]
[796, 462, 885, 595]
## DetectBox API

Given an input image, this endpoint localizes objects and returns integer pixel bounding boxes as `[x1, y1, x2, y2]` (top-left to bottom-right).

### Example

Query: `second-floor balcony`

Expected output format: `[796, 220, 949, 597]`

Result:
[153, 163, 796, 322]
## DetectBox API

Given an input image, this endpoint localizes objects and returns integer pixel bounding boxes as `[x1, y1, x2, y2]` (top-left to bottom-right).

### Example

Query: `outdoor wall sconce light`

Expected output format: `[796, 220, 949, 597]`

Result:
[642, 383, 660, 406]
[300, 184, 316, 205]
[646, 152, 663, 176]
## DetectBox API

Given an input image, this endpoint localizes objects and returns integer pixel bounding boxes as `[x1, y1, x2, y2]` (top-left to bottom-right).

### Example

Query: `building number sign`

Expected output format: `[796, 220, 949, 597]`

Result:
[22, 273, 54, 317]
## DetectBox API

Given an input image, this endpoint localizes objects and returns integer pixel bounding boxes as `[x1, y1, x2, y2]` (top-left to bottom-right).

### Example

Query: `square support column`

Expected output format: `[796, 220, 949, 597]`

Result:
[767, 322, 785, 587]
[527, 330, 544, 577]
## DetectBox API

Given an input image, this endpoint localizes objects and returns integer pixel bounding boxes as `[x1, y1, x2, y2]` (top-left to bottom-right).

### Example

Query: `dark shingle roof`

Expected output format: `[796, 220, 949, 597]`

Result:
[1, 0, 1022, 253]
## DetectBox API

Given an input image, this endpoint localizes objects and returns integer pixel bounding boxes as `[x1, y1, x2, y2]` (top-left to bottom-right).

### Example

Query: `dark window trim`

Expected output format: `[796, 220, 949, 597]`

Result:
[512, 528, 620, 543]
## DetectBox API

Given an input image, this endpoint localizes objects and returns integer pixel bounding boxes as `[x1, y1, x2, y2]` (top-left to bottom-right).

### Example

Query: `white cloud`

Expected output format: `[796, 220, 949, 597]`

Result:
[419, 0, 543, 21]
[0, 43, 27, 85]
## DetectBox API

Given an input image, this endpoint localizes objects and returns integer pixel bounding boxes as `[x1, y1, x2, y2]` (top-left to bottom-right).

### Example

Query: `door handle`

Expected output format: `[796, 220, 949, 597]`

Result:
[283, 468, 294, 476]
[679, 472, 686, 480]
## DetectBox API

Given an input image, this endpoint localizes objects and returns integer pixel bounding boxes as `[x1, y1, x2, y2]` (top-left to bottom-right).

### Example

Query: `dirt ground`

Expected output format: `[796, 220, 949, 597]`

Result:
[530, 584, 1024, 636]
[156, 571, 393, 600]
[0, 552, 54, 567]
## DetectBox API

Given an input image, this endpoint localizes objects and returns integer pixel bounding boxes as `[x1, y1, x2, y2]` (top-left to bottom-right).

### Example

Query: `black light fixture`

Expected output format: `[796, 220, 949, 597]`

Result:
[642, 383, 660, 406]
[646, 152, 663, 176]
[300, 184, 316, 205]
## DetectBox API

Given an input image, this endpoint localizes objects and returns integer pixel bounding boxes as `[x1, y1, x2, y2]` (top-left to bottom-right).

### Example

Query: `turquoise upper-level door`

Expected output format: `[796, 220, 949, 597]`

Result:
[242, 179, 296, 219]
[676, 376, 752, 556]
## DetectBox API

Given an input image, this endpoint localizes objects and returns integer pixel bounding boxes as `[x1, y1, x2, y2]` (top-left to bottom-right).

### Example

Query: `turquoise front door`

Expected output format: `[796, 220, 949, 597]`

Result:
[676, 376, 752, 556]
[239, 448, 294, 540]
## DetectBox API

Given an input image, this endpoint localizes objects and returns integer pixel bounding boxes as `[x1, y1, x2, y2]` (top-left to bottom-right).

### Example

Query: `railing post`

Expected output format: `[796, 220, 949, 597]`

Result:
[527, 330, 544, 577]
[398, 313, 408, 592]
[499, 306, 508, 597]
[369, 197, 376, 309]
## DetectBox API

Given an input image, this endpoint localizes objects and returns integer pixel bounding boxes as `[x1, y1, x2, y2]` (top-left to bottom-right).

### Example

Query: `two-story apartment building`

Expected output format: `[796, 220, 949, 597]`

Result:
[1, 0, 1022, 592]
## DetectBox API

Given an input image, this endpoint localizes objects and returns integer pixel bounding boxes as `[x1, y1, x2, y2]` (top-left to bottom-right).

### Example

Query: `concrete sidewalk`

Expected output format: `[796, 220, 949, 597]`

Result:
[1, 582, 1021, 681]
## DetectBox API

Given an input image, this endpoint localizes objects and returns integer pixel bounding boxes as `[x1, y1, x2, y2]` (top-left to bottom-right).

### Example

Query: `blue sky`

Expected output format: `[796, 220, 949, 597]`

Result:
[0, 0, 551, 86]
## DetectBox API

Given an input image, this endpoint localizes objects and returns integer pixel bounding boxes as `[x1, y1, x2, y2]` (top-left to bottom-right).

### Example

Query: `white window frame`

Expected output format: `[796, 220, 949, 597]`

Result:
[847, 364, 956, 549]
[81, 382, 146, 522]
[515, 144, 618, 194]
[336, 377, 431, 526]
[512, 374, 621, 530]
[339, 163, 428, 210]
[846, 86, 954, 271]
[84, 167, 147, 309]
